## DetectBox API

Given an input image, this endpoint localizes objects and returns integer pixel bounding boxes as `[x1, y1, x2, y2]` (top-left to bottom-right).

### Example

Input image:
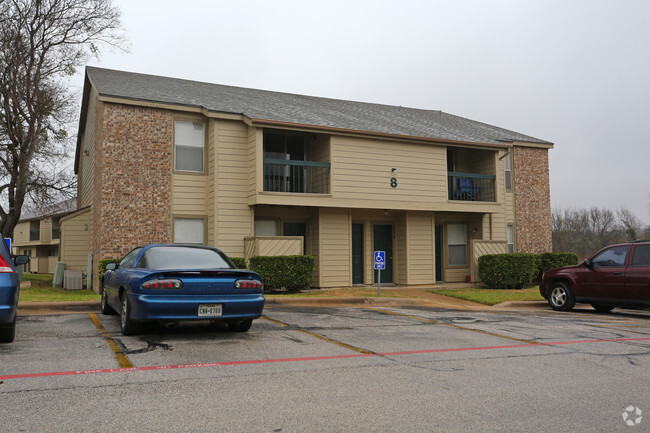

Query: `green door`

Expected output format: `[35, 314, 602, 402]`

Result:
[373, 224, 393, 283]
[352, 224, 364, 284]
[435, 225, 443, 282]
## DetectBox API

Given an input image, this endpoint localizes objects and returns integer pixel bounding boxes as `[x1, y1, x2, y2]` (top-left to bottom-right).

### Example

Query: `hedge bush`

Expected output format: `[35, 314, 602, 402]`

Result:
[538, 252, 579, 277]
[249, 255, 314, 293]
[98, 258, 120, 286]
[478, 253, 540, 290]
[230, 257, 247, 269]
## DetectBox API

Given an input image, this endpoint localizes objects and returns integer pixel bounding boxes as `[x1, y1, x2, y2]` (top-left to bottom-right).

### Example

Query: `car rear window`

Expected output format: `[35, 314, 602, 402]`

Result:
[138, 247, 233, 270]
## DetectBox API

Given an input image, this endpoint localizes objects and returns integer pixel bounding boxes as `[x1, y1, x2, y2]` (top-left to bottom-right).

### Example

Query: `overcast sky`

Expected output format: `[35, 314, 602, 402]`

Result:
[74, 0, 650, 225]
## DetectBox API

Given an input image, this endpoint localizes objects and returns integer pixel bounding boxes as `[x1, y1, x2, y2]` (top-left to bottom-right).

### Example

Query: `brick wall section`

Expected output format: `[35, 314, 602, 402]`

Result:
[512, 146, 552, 254]
[91, 102, 173, 292]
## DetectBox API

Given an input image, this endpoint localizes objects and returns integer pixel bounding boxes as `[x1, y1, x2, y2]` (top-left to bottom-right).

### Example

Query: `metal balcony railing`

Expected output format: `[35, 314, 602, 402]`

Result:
[30, 229, 40, 241]
[448, 172, 496, 202]
[52, 227, 60, 239]
[263, 159, 330, 194]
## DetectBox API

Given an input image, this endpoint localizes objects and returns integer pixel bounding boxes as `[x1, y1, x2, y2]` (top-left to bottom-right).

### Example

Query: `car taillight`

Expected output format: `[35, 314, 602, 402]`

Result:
[235, 279, 263, 290]
[0, 255, 14, 273]
[140, 279, 183, 290]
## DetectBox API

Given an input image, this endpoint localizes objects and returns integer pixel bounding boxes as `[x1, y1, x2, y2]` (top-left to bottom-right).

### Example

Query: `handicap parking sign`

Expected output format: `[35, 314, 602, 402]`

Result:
[374, 251, 385, 270]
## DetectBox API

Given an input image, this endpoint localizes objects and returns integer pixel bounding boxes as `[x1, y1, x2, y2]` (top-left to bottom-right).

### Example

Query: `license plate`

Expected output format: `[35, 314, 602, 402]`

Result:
[198, 304, 222, 317]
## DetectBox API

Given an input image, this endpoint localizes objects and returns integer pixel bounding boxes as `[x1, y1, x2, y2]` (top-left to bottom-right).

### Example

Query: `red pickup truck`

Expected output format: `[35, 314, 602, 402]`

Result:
[540, 240, 650, 312]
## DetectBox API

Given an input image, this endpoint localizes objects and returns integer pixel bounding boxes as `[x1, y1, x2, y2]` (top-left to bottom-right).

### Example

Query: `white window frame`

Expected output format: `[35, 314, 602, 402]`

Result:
[507, 224, 515, 253]
[173, 217, 205, 244]
[504, 152, 512, 191]
[174, 120, 205, 173]
[447, 223, 468, 266]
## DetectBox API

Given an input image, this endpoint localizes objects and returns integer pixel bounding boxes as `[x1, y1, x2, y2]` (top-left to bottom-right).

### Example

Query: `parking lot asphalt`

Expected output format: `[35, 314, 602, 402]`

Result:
[4, 300, 650, 432]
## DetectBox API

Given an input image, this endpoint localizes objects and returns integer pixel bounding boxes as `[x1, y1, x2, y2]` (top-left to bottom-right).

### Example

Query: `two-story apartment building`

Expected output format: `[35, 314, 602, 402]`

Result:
[75, 67, 553, 292]
[12, 198, 77, 273]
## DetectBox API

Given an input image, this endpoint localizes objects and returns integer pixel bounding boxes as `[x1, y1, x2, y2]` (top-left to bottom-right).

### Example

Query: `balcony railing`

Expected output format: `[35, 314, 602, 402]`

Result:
[263, 159, 330, 194]
[448, 172, 496, 202]
[52, 227, 60, 239]
[30, 229, 40, 241]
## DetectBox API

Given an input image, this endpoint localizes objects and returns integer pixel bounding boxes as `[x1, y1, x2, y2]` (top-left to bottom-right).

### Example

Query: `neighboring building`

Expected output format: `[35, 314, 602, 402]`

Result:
[12, 198, 77, 273]
[75, 67, 553, 293]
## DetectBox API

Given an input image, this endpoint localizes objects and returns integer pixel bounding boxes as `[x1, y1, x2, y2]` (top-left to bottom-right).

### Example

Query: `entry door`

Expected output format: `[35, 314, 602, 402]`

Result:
[435, 225, 443, 282]
[373, 224, 393, 283]
[352, 224, 364, 284]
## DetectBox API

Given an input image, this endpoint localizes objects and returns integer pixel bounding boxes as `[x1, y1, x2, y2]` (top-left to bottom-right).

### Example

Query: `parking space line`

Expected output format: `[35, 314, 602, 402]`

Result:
[3, 336, 650, 382]
[261, 315, 374, 354]
[88, 314, 134, 368]
[364, 307, 539, 345]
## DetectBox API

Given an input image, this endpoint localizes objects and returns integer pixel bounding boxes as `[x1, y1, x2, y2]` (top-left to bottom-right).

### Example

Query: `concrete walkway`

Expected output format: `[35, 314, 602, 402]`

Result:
[18, 284, 549, 315]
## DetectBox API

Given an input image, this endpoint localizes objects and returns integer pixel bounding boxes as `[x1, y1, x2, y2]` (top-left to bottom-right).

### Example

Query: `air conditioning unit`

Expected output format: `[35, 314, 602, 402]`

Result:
[63, 270, 83, 291]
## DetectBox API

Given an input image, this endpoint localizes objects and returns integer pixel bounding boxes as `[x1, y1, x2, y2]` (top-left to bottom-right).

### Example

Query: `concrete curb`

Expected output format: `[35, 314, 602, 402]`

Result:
[18, 301, 101, 315]
[492, 301, 548, 309]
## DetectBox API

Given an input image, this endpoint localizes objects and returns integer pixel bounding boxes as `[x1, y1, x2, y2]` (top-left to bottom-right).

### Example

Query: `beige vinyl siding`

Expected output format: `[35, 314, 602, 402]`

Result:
[331, 136, 447, 206]
[40, 218, 52, 242]
[247, 127, 259, 198]
[406, 212, 435, 284]
[206, 119, 217, 244]
[318, 208, 350, 287]
[214, 119, 253, 257]
[172, 174, 208, 214]
[13, 221, 30, 245]
[79, 87, 98, 208]
[311, 216, 320, 286]
[60, 209, 91, 271]
[395, 214, 407, 284]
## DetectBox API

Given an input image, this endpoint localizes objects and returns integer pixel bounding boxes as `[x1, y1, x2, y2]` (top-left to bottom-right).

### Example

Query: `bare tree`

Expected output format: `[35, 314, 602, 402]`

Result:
[0, 0, 126, 237]
[616, 207, 642, 241]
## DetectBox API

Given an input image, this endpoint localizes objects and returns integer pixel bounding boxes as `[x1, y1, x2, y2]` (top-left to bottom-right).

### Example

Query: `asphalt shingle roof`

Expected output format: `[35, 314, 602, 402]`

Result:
[85, 67, 552, 146]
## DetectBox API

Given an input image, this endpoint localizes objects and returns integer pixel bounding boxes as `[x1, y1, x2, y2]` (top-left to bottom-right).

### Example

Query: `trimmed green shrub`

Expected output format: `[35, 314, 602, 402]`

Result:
[478, 253, 541, 290]
[230, 257, 247, 269]
[98, 258, 120, 286]
[538, 252, 579, 278]
[249, 255, 314, 293]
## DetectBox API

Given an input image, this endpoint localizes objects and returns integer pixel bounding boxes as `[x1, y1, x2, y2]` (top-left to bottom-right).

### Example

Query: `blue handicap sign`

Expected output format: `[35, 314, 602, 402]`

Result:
[374, 251, 385, 270]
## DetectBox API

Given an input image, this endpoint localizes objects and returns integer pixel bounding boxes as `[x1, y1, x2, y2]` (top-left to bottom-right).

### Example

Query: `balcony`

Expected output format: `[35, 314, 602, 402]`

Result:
[448, 172, 496, 202]
[30, 229, 40, 241]
[263, 159, 330, 194]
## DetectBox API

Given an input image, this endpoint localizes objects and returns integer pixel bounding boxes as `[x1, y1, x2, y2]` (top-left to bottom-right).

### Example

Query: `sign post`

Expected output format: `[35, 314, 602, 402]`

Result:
[374, 251, 385, 297]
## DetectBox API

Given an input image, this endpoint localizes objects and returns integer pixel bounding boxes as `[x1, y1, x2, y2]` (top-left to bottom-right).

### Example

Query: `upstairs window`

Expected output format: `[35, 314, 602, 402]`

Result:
[175, 120, 205, 173]
[504, 153, 512, 191]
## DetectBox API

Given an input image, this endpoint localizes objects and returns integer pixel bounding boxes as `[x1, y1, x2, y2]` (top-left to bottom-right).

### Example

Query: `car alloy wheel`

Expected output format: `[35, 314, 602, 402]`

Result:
[548, 282, 575, 312]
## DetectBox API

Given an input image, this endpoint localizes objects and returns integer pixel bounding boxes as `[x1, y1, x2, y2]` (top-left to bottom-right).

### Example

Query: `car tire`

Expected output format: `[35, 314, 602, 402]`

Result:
[547, 281, 576, 311]
[120, 293, 141, 336]
[0, 317, 16, 343]
[591, 304, 615, 313]
[227, 319, 253, 332]
[101, 288, 117, 315]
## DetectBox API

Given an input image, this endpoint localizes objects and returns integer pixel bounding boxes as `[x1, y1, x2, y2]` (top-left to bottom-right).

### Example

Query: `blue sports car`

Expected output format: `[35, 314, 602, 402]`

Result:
[0, 239, 29, 343]
[101, 244, 265, 335]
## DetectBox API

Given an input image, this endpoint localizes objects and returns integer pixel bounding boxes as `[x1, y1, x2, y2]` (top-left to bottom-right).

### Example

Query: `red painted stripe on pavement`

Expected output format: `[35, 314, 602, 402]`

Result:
[2, 336, 649, 381]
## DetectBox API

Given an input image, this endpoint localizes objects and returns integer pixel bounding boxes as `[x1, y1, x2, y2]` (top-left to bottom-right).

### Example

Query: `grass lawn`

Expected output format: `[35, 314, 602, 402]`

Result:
[430, 287, 544, 306]
[19, 273, 100, 303]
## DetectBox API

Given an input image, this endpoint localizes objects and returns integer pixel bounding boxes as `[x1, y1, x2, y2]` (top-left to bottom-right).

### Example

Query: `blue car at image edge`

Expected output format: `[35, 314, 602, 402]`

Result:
[0, 239, 29, 343]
